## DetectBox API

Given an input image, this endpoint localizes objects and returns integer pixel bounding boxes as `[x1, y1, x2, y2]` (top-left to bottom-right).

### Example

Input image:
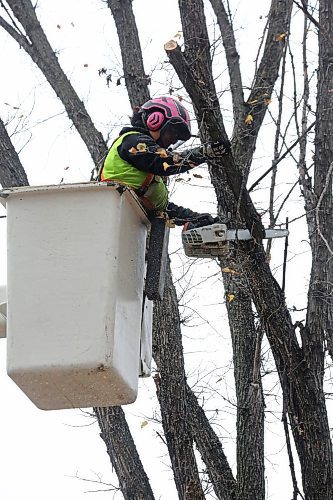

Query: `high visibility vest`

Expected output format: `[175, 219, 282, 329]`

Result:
[101, 131, 169, 211]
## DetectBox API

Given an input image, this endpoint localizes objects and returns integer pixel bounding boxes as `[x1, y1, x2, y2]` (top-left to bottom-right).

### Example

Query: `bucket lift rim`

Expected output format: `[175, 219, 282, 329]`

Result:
[0, 182, 150, 226]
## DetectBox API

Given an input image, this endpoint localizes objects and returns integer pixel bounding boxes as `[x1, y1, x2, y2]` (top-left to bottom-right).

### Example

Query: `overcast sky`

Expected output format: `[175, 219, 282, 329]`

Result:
[0, 1, 316, 499]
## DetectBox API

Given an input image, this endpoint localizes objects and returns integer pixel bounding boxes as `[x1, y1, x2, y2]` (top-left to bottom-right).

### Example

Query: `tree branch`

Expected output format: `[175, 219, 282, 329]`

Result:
[2, 0, 107, 168]
[94, 406, 155, 500]
[186, 384, 237, 500]
[0, 116, 29, 187]
[209, 0, 244, 126]
[0, 11, 29, 47]
[107, 0, 150, 108]
[315, 160, 333, 256]
[165, 41, 264, 239]
[233, 0, 294, 178]
[293, 0, 320, 29]
[152, 264, 206, 500]
[248, 120, 316, 192]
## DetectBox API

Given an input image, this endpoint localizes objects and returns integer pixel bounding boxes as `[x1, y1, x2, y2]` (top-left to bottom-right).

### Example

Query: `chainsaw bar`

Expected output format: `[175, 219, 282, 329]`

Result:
[182, 223, 289, 258]
[226, 227, 289, 241]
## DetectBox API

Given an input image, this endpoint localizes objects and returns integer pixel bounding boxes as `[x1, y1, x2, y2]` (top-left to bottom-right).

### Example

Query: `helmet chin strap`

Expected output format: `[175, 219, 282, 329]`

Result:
[149, 129, 161, 142]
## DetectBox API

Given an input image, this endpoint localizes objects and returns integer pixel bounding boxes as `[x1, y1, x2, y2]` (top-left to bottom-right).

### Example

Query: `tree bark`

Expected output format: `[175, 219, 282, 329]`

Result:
[0, 117, 29, 187]
[185, 384, 236, 500]
[231, 0, 294, 175]
[175, 2, 267, 499]
[3, 1, 333, 498]
[0, 3, 155, 498]
[95, 406, 155, 500]
[225, 276, 265, 500]
[296, 0, 333, 497]
[107, 0, 150, 108]
[106, 5, 208, 497]
[152, 263, 205, 500]
[170, 1, 333, 499]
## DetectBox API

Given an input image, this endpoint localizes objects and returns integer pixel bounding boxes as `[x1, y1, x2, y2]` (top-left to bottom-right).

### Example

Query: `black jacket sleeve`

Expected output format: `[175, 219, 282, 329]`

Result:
[118, 132, 206, 176]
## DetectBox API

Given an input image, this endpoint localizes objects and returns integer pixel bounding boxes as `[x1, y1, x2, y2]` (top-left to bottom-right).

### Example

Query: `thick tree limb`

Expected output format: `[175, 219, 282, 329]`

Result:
[185, 384, 236, 500]
[0, 117, 29, 187]
[152, 264, 205, 500]
[152, 261, 237, 500]
[171, 1, 333, 498]
[208, 0, 244, 128]
[1, 0, 107, 168]
[0, 2, 156, 497]
[94, 406, 155, 500]
[232, 0, 294, 175]
[174, 2, 266, 499]
[165, 42, 264, 239]
[298, 1, 333, 495]
[306, 0, 333, 377]
[225, 276, 265, 500]
[107, 0, 150, 108]
[107, 3, 211, 497]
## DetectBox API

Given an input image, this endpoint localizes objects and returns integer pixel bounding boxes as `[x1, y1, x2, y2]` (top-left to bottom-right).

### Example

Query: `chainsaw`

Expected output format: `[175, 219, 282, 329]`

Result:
[182, 223, 289, 258]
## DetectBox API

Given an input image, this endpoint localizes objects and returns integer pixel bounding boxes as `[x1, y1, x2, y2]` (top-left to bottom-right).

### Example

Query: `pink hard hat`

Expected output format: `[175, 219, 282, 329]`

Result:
[139, 96, 191, 141]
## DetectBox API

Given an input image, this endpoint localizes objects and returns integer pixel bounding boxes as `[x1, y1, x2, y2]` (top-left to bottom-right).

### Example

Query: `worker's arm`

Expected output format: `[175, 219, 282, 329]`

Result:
[178, 139, 232, 163]
[119, 133, 205, 176]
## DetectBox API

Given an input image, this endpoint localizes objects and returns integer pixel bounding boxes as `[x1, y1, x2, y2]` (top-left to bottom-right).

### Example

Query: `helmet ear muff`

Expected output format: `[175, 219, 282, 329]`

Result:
[145, 111, 165, 131]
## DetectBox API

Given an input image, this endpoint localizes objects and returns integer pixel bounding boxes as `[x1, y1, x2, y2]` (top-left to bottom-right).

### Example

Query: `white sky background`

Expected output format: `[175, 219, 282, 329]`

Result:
[0, 1, 326, 499]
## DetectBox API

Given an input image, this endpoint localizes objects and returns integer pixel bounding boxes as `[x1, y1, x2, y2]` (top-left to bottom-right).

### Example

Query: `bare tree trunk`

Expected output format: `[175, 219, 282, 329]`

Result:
[109, 6, 237, 499]
[169, 1, 333, 498]
[226, 280, 265, 500]
[0, 117, 29, 187]
[0, 3, 155, 498]
[95, 406, 155, 500]
[153, 261, 237, 500]
[296, 0, 333, 497]
[185, 384, 236, 500]
[2, 0, 332, 498]
[106, 5, 205, 497]
[107, 0, 150, 108]
[175, 2, 266, 499]
[153, 263, 205, 500]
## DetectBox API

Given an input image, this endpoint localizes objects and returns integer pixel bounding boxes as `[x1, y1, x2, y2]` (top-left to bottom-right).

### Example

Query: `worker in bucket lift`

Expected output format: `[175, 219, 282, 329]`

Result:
[99, 96, 230, 227]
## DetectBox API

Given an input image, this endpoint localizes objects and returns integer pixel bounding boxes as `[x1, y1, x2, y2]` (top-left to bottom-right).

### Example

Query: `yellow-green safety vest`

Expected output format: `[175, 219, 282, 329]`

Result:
[101, 131, 168, 211]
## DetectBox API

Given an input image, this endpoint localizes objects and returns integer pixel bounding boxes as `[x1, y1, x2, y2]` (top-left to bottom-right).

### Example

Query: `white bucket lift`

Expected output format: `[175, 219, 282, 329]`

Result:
[0, 286, 6, 339]
[0, 182, 152, 410]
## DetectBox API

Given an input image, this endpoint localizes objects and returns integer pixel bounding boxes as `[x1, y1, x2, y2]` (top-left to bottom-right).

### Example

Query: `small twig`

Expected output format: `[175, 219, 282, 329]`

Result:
[293, 0, 319, 29]
[67, 472, 120, 494]
[315, 161, 333, 256]
[282, 218, 289, 293]
[281, 405, 305, 499]
[274, 178, 300, 225]
[249, 121, 316, 192]
[252, 326, 264, 385]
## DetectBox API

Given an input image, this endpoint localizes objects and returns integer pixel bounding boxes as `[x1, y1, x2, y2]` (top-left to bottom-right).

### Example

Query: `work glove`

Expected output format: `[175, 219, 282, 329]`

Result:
[185, 214, 217, 230]
[203, 139, 231, 158]
[166, 202, 215, 227]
